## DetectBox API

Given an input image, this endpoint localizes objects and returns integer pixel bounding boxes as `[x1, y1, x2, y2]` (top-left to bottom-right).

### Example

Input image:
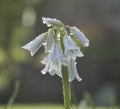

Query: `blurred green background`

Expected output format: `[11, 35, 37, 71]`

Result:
[0, 0, 120, 107]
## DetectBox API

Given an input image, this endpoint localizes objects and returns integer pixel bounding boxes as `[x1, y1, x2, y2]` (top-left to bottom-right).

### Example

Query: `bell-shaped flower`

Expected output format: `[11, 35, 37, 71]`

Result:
[22, 33, 47, 56]
[70, 27, 89, 47]
[22, 17, 90, 82]
[42, 17, 63, 27]
[63, 35, 83, 60]
[41, 43, 63, 77]
[41, 55, 62, 77]
[68, 59, 82, 81]
[41, 58, 62, 77]
[45, 29, 55, 52]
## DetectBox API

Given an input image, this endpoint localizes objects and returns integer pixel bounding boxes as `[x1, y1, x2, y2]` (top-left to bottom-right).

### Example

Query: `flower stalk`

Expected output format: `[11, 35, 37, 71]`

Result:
[22, 17, 89, 109]
[60, 29, 71, 109]
[62, 65, 71, 109]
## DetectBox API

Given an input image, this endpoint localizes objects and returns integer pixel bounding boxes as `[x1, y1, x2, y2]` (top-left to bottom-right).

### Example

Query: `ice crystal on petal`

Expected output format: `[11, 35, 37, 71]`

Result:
[71, 27, 89, 47]
[22, 33, 47, 56]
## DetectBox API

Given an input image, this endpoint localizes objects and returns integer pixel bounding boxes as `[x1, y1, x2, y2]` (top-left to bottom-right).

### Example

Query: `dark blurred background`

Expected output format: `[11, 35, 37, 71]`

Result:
[0, 0, 120, 106]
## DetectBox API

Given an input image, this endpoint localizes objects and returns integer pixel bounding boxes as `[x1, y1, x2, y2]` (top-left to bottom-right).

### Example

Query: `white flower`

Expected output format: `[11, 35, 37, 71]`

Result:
[22, 33, 47, 56]
[42, 60, 62, 77]
[41, 43, 63, 77]
[45, 29, 55, 52]
[22, 17, 90, 82]
[63, 35, 84, 60]
[51, 43, 63, 61]
[70, 27, 89, 47]
[68, 59, 82, 81]
[41, 55, 62, 77]
[42, 17, 62, 27]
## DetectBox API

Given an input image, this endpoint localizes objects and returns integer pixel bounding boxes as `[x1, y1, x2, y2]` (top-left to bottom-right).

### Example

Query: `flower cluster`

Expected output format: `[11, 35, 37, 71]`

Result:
[22, 17, 89, 81]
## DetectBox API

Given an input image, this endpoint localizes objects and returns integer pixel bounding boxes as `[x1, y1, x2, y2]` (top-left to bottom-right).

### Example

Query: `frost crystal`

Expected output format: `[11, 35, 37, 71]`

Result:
[22, 17, 89, 81]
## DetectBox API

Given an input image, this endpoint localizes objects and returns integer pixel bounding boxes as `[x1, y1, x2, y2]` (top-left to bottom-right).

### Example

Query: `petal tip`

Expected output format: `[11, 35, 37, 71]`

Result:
[78, 78, 82, 81]
[22, 45, 27, 49]
[41, 70, 47, 75]
[84, 42, 89, 47]
[22, 45, 35, 56]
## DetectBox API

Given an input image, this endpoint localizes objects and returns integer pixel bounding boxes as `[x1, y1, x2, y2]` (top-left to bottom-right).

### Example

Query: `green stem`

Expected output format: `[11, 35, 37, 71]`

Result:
[62, 65, 71, 109]
[59, 26, 71, 109]
[4, 80, 20, 109]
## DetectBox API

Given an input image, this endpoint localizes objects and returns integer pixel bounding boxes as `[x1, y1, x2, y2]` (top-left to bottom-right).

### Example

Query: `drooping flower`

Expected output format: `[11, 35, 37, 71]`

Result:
[63, 35, 84, 60]
[68, 59, 82, 81]
[41, 43, 63, 77]
[70, 27, 89, 47]
[22, 33, 47, 56]
[22, 17, 89, 81]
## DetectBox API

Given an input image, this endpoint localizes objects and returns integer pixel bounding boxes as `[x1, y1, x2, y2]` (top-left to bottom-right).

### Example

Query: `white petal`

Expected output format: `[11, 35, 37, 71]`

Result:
[63, 35, 77, 50]
[71, 27, 89, 47]
[41, 60, 62, 77]
[63, 35, 84, 60]
[65, 49, 83, 60]
[45, 30, 55, 52]
[41, 49, 62, 77]
[41, 64, 49, 74]
[41, 55, 51, 74]
[62, 57, 68, 66]
[42, 17, 62, 27]
[41, 56, 49, 64]
[68, 59, 82, 81]
[71, 48, 84, 57]
[49, 69, 56, 76]
[51, 43, 63, 61]
[50, 60, 62, 77]
[22, 33, 47, 56]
